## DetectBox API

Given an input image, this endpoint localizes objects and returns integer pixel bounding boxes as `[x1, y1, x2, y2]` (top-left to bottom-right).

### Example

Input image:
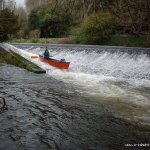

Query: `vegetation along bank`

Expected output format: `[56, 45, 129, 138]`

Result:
[0, 0, 150, 47]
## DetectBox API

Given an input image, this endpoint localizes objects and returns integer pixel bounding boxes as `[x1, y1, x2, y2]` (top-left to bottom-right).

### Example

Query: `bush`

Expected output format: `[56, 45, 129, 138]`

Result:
[76, 12, 114, 44]
[28, 10, 40, 30]
[0, 8, 20, 41]
[29, 29, 40, 38]
[27, 6, 73, 38]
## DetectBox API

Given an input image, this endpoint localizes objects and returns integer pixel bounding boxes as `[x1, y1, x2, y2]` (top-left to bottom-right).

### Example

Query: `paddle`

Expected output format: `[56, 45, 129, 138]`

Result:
[31, 56, 39, 59]
[31, 55, 53, 59]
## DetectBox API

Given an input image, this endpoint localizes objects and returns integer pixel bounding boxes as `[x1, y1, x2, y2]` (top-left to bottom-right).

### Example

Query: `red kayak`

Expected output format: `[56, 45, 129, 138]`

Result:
[39, 55, 70, 69]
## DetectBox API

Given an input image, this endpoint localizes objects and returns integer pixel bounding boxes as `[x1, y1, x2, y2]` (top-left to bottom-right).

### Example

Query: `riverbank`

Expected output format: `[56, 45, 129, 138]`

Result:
[10, 37, 76, 44]
[9, 34, 150, 48]
[109, 34, 150, 48]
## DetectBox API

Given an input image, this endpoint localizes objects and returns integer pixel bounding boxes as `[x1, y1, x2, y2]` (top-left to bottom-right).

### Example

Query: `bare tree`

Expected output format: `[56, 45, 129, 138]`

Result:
[0, 0, 4, 10]
[105, 0, 150, 34]
[15, 6, 27, 26]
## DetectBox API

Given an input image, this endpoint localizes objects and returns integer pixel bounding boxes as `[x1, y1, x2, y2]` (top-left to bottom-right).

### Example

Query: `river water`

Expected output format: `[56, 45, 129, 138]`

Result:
[0, 43, 150, 150]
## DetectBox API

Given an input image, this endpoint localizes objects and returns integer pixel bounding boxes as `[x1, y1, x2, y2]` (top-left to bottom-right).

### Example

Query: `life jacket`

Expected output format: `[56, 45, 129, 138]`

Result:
[44, 50, 49, 58]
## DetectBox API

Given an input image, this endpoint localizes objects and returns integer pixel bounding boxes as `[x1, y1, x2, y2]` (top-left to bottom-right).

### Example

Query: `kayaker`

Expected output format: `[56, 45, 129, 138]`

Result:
[44, 47, 50, 59]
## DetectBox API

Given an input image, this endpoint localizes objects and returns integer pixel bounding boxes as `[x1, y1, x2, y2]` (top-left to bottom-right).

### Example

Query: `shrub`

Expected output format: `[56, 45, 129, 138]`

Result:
[27, 6, 73, 38]
[76, 12, 114, 44]
[0, 8, 20, 41]
[28, 10, 40, 30]
[29, 29, 40, 38]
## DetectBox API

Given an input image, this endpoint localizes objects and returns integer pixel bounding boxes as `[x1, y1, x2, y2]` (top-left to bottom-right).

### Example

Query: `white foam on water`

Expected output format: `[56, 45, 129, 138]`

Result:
[4, 43, 150, 107]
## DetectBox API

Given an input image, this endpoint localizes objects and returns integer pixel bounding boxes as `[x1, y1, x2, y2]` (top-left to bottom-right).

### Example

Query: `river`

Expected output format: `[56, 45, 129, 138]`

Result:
[0, 43, 150, 150]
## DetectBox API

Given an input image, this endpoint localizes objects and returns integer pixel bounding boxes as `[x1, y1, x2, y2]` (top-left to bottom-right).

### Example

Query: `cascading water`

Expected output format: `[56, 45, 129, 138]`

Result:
[22, 45, 150, 79]
[5, 43, 150, 103]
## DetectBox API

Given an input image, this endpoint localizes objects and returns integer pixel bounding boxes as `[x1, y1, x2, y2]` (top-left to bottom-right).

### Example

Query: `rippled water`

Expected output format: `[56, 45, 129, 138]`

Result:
[0, 43, 150, 150]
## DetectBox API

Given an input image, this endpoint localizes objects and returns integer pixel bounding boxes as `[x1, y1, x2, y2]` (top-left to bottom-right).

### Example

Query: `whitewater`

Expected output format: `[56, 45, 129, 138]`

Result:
[3, 43, 150, 127]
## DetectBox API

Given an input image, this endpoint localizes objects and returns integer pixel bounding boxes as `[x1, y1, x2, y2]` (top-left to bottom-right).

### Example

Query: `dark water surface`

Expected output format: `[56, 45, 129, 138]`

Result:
[0, 64, 149, 150]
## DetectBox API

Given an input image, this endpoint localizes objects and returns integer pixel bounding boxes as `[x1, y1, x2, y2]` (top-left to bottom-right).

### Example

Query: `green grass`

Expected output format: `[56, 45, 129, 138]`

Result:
[10, 37, 76, 44]
[109, 34, 150, 47]
[9, 34, 150, 47]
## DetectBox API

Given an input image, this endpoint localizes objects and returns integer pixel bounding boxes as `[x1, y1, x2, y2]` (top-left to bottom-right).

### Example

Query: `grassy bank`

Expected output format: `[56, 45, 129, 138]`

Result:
[109, 34, 150, 48]
[9, 34, 150, 48]
[10, 37, 76, 44]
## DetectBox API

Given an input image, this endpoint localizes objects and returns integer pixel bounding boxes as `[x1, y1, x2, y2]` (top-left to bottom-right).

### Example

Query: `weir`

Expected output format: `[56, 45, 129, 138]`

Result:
[0, 43, 46, 73]
[15, 43, 150, 79]
[12, 43, 150, 56]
